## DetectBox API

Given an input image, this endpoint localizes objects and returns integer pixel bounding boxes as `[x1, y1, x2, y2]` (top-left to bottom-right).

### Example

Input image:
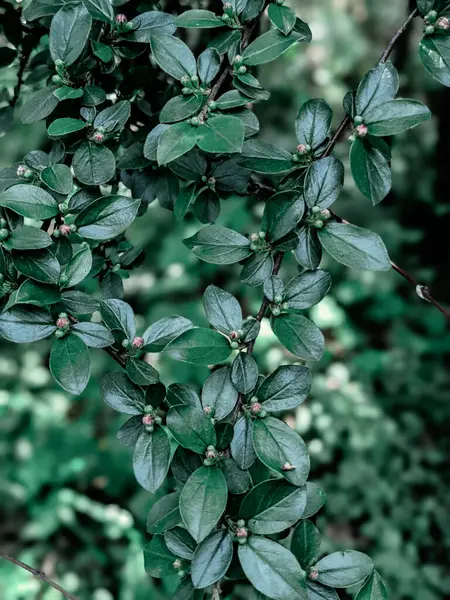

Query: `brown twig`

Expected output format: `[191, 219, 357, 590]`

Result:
[10, 45, 33, 109]
[0, 551, 80, 600]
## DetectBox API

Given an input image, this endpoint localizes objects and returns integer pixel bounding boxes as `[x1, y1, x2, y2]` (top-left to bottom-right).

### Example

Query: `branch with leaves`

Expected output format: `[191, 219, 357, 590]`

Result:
[0, 1, 449, 599]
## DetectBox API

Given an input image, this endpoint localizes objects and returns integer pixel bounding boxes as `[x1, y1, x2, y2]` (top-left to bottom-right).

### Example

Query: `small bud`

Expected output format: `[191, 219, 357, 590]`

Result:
[0, 228, 9, 241]
[190, 117, 200, 127]
[237, 519, 246, 528]
[181, 75, 190, 85]
[115, 14, 128, 24]
[55, 59, 65, 68]
[237, 65, 247, 75]
[282, 462, 296, 471]
[182, 87, 191, 95]
[296, 143, 308, 155]
[236, 527, 248, 538]
[55, 329, 66, 338]
[221, 14, 231, 22]
[205, 449, 216, 460]
[258, 231, 266, 239]
[230, 330, 239, 340]
[203, 406, 213, 416]
[59, 274, 68, 286]
[202, 88, 211, 96]
[424, 24, 435, 35]
[132, 336, 144, 349]
[274, 294, 283, 304]
[24, 169, 34, 179]
[59, 224, 71, 236]
[122, 339, 131, 349]
[52, 74, 63, 85]
[355, 124, 368, 137]
[144, 405, 154, 414]
[281, 302, 290, 311]
[209, 100, 217, 110]
[201, 175, 208, 183]
[124, 22, 133, 31]
[190, 75, 199, 85]
[92, 131, 105, 144]
[0, 218, 6, 227]
[353, 115, 364, 125]
[207, 177, 216, 187]
[177, 570, 186, 578]
[437, 16, 450, 30]
[230, 341, 239, 349]
[314, 220, 324, 229]
[154, 415, 162, 425]
[16, 164, 27, 177]
[111, 263, 121, 273]
[145, 424, 154, 433]
[250, 402, 263, 414]
[321, 208, 331, 219]
[426, 10, 438, 25]
[249, 233, 259, 242]
[233, 55, 243, 65]
[69, 224, 77, 233]
[311, 206, 321, 214]
[142, 415, 154, 426]
[292, 153, 301, 163]
[309, 568, 319, 580]
[223, 2, 233, 9]
[276, 0, 284, 5]
[271, 306, 281, 317]
[173, 559, 182, 570]
[56, 317, 70, 329]
[58, 202, 69, 214]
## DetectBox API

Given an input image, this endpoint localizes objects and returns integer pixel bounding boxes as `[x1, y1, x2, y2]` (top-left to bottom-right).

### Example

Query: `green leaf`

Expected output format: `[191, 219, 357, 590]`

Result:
[350, 137, 391, 205]
[295, 99, 332, 150]
[133, 427, 171, 492]
[294, 226, 322, 270]
[53, 86, 84, 101]
[307, 582, 340, 600]
[197, 115, 245, 154]
[144, 535, 178, 578]
[420, 34, 450, 87]
[127, 11, 176, 42]
[242, 30, 304, 66]
[21, 87, 59, 124]
[253, 417, 310, 486]
[238, 536, 308, 600]
[12, 249, 60, 284]
[167, 384, 201, 410]
[184, 225, 252, 264]
[61, 243, 92, 288]
[203, 285, 242, 334]
[315, 551, 374, 588]
[164, 526, 196, 560]
[268, 4, 296, 35]
[284, 270, 332, 310]
[239, 139, 293, 174]
[150, 33, 197, 80]
[180, 465, 228, 541]
[355, 61, 399, 116]
[48, 118, 87, 137]
[198, 48, 221, 84]
[0, 185, 58, 219]
[61, 290, 99, 315]
[72, 142, 116, 185]
[208, 29, 241, 55]
[263, 275, 284, 303]
[75, 194, 140, 240]
[241, 252, 274, 288]
[100, 299, 135, 338]
[72, 321, 114, 348]
[291, 520, 321, 569]
[147, 491, 181, 534]
[2, 226, 52, 251]
[355, 571, 388, 600]
[157, 122, 198, 165]
[302, 482, 327, 519]
[221, 457, 251, 494]
[83, 0, 114, 23]
[240, 479, 307, 534]
[215, 90, 250, 110]
[126, 359, 160, 386]
[166, 405, 216, 453]
[101, 372, 145, 415]
[318, 222, 391, 271]
[174, 183, 196, 221]
[40, 164, 73, 194]
[117, 415, 144, 447]
[231, 417, 256, 470]
[91, 40, 113, 63]
[175, 10, 225, 29]
[174, 578, 204, 600]
[273, 314, 324, 361]
[363, 99, 430, 136]
[201, 366, 238, 420]
[256, 364, 312, 412]
[160, 95, 204, 124]
[49, 4, 92, 67]
[231, 352, 258, 394]
[191, 529, 233, 589]
[94, 100, 131, 133]
[142, 315, 193, 351]
[303, 158, 344, 209]
[0, 306, 55, 343]
[50, 334, 90, 395]
[165, 327, 231, 365]
[6, 280, 61, 309]
[262, 191, 304, 241]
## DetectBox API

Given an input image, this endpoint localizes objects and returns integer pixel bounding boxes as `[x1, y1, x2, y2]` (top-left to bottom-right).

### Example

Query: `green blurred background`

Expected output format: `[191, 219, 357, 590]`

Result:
[1, 1, 450, 599]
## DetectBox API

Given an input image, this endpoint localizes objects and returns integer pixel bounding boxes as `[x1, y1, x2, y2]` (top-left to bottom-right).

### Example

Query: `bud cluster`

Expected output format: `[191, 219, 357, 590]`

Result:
[229, 327, 245, 349]
[232, 55, 247, 76]
[248, 397, 267, 418]
[55, 313, 70, 338]
[114, 14, 134, 33]
[122, 336, 145, 355]
[181, 75, 210, 99]
[248, 231, 269, 253]
[292, 143, 313, 164]
[308, 205, 331, 230]
[201, 175, 216, 190]
[234, 520, 249, 545]
[141, 405, 163, 433]
[203, 445, 221, 466]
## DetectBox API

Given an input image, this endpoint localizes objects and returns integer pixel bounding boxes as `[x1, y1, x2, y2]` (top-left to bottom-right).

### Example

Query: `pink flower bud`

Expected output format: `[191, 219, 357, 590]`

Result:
[115, 14, 128, 24]
[437, 16, 450, 30]
[142, 415, 154, 425]
[296, 144, 308, 155]
[203, 406, 212, 415]
[92, 131, 105, 143]
[249, 233, 259, 242]
[56, 317, 70, 329]
[173, 559, 182, 570]
[229, 331, 239, 340]
[16, 164, 27, 177]
[251, 402, 263, 414]
[132, 337, 144, 349]
[236, 527, 248, 538]
[282, 462, 296, 471]
[205, 449, 216, 459]
[309, 569, 319, 580]
[207, 177, 216, 186]
[355, 124, 368, 137]
[59, 224, 71, 236]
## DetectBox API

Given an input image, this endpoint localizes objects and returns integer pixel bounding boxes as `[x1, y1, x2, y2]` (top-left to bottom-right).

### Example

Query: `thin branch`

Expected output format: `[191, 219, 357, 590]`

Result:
[0, 551, 80, 600]
[379, 8, 418, 64]
[10, 45, 32, 109]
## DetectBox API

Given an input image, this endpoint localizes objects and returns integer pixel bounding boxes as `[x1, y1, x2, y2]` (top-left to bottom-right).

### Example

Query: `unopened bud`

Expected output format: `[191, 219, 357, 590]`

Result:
[355, 124, 368, 137]
[52, 74, 63, 85]
[314, 220, 324, 229]
[223, 2, 233, 9]
[16, 164, 27, 177]
[309, 568, 319, 580]
[237, 65, 247, 75]
[250, 402, 263, 414]
[249, 233, 259, 242]
[203, 406, 213, 416]
[425, 24, 435, 35]
[0, 228, 9, 241]
[437, 16, 450, 30]
[177, 570, 186, 578]
[190, 75, 199, 85]
[311, 206, 321, 214]
[274, 294, 283, 304]
[230, 331, 239, 340]
[282, 462, 296, 471]
[173, 559, 182, 570]
[24, 169, 33, 179]
[92, 131, 105, 143]
[181, 75, 190, 85]
[208, 100, 217, 110]
[426, 10, 438, 24]
[132, 336, 144, 349]
[236, 519, 245, 528]
[353, 115, 364, 125]
[296, 143, 309, 155]
[145, 424, 154, 433]
[271, 306, 281, 316]
[190, 117, 200, 127]
[59, 224, 71, 236]
[321, 208, 331, 219]
[122, 339, 131, 349]
[115, 14, 128, 24]
[292, 154, 301, 163]
[182, 87, 192, 95]
[233, 55, 243, 65]
[55, 59, 65, 68]
[142, 414, 154, 426]
[221, 14, 231, 22]
[207, 177, 216, 187]
[144, 405, 154, 414]
[236, 527, 248, 538]
[258, 231, 266, 239]
[56, 317, 70, 328]
[55, 329, 66, 338]
[230, 341, 239, 349]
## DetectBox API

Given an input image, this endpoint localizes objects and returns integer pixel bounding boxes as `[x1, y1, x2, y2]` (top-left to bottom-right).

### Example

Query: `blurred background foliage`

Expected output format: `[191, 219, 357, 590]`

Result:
[1, 0, 450, 599]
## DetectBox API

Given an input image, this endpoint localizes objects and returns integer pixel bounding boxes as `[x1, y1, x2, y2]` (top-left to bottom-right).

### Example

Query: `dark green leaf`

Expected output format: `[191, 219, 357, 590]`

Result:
[231, 352, 258, 394]
[273, 314, 325, 361]
[133, 427, 171, 492]
[241, 252, 274, 287]
[180, 465, 228, 541]
[318, 222, 391, 271]
[0, 184, 58, 219]
[0, 306, 55, 343]
[83, 0, 114, 23]
[307, 582, 340, 600]
[283, 270, 332, 309]
[215, 90, 250, 110]
[160, 94, 204, 124]
[302, 482, 327, 519]
[420, 34, 450, 87]
[50, 334, 90, 395]
[230, 417, 256, 470]
[295, 99, 332, 150]
[291, 520, 321, 569]
[40, 164, 73, 194]
[94, 100, 131, 133]
[164, 526, 196, 560]
[48, 118, 87, 137]
[126, 359, 160, 386]
[75, 194, 140, 240]
[238, 536, 308, 600]
[315, 551, 374, 588]
[203, 285, 242, 334]
[144, 535, 177, 578]
[239, 139, 293, 173]
[142, 315, 193, 351]
[12, 249, 60, 285]
[101, 372, 145, 415]
[6, 280, 61, 309]
[49, 4, 92, 66]
[355, 62, 399, 116]
[242, 30, 304, 66]
[166, 404, 216, 453]
[253, 416, 310, 486]
[127, 11, 175, 42]
[268, 4, 296, 35]
[175, 10, 225, 29]
[263, 275, 284, 303]
[117, 415, 144, 447]
[294, 226, 322, 270]
[364, 99, 430, 136]
[61, 290, 99, 315]
[257, 364, 312, 412]
[150, 33, 197, 80]
[72, 321, 114, 348]
[197, 115, 245, 154]
[157, 122, 198, 165]
[72, 142, 116, 186]
[303, 158, 344, 209]
[201, 366, 238, 420]
[100, 299, 135, 338]
[191, 529, 233, 589]
[165, 328, 231, 365]
[21, 87, 59, 124]
[262, 191, 304, 241]
[198, 48, 221, 84]
[147, 491, 181, 534]
[0, 47, 17, 68]
[61, 243, 92, 288]
[350, 137, 392, 205]
[184, 225, 252, 264]
[3, 226, 52, 251]
[221, 457, 251, 494]
[355, 571, 388, 600]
